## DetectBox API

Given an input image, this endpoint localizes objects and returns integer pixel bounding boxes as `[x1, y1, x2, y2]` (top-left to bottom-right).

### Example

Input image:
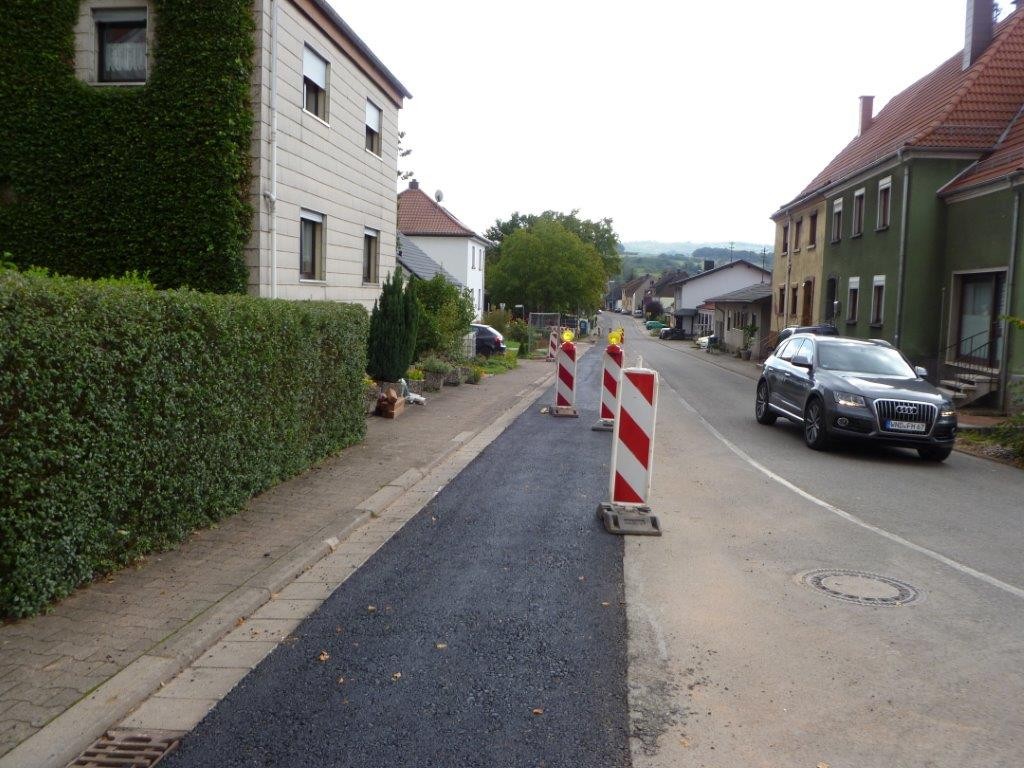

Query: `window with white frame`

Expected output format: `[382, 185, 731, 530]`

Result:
[365, 100, 382, 155]
[299, 210, 324, 281]
[95, 8, 149, 83]
[808, 211, 818, 247]
[781, 224, 789, 255]
[303, 46, 329, 121]
[363, 228, 379, 283]
[852, 188, 865, 236]
[831, 198, 843, 242]
[777, 286, 785, 315]
[870, 275, 885, 325]
[847, 277, 860, 322]
[877, 177, 892, 230]
[794, 218, 802, 251]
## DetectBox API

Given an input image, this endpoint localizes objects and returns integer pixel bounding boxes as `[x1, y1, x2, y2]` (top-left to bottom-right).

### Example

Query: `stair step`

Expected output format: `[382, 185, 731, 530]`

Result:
[940, 379, 977, 391]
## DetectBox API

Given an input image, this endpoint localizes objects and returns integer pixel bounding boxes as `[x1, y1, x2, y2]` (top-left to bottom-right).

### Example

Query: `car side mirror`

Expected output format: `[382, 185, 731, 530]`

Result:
[914, 366, 928, 378]
[791, 353, 813, 369]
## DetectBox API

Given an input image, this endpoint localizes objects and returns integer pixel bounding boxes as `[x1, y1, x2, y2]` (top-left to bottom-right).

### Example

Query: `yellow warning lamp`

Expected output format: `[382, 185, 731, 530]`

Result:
[561, 329, 575, 343]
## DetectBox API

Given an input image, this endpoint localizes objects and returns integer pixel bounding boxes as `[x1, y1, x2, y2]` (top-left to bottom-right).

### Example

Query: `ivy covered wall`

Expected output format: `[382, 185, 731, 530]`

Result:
[0, 0, 255, 293]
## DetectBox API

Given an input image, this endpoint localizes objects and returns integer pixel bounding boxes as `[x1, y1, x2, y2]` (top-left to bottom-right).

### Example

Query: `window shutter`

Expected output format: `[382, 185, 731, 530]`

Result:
[303, 46, 328, 89]
[365, 101, 381, 132]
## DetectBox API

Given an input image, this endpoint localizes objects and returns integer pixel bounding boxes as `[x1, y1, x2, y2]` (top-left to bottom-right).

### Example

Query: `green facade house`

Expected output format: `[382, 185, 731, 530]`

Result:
[772, 0, 1024, 411]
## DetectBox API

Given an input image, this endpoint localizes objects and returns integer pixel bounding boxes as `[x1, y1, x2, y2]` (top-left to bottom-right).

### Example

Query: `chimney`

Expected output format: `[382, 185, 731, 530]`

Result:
[859, 95, 874, 136]
[963, 0, 994, 70]
[408, 179, 419, 190]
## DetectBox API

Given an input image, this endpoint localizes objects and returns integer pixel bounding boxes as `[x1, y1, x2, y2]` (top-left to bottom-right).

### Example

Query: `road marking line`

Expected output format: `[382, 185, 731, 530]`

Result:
[667, 382, 1024, 602]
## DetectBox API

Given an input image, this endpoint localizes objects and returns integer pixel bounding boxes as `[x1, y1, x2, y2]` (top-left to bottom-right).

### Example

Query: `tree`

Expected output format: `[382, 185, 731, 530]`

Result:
[367, 270, 416, 381]
[396, 131, 413, 181]
[487, 219, 605, 314]
[486, 210, 622, 278]
[411, 275, 475, 359]
[644, 298, 664, 318]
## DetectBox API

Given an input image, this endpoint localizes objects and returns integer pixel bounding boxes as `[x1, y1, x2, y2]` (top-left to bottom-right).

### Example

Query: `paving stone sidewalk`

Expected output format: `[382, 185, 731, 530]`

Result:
[0, 360, 552, 760]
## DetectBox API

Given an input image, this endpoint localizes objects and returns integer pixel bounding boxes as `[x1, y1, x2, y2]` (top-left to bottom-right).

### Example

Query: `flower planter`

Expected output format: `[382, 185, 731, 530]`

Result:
[405, 379, 425, 396]
[364, 385, 380, 416]
[741, 349, 752, 360]
[423, 371, 445, 392]
[443, 368, 462, 386]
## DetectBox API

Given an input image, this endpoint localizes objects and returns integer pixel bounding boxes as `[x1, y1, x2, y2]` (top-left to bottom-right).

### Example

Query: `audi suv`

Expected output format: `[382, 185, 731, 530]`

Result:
[754, 335, 957, 461]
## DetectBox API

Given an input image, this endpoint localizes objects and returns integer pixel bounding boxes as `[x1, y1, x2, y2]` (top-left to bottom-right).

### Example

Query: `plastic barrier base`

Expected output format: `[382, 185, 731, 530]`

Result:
[596, 502, 662, 536]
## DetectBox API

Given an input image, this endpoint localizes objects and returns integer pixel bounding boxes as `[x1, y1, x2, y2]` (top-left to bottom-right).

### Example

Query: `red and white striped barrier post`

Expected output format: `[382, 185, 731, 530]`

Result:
[598, 366, 662, 535]
[592, 341, 623, 431]
[551, 336, 579, 417]
[547, 328, 560, 361]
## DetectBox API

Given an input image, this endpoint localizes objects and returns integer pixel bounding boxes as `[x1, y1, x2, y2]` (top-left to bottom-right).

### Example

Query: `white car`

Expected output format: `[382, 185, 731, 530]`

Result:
[697, 334, 716, 349]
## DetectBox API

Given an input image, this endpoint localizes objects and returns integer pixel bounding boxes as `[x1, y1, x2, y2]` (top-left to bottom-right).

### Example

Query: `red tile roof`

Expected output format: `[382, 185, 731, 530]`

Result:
[397, 188, 480, 238]
[941, 106, 1024, 193]
[780, 10, 1024, 210]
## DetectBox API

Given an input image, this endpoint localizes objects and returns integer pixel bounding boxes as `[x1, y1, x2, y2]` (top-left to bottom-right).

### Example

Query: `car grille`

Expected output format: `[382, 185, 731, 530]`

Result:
[874, 399, 937, 434]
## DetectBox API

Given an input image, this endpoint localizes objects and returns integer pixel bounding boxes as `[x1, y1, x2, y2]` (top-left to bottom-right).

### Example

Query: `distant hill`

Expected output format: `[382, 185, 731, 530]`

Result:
[616, 244, 773, 282]
[623, 240, 771, 256]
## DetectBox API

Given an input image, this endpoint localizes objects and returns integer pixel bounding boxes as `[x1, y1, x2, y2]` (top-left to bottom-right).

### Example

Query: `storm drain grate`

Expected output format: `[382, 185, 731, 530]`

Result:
[800, 569, 919, 607]
[67, 730, 183, 768]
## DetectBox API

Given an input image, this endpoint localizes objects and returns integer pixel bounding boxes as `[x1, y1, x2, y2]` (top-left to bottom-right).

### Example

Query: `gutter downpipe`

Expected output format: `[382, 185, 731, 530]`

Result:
[894, 149, 911, 347]
[1000, 179, 1021, 412]
[784, 213, 793, 328]
[266, 0, 280, 299]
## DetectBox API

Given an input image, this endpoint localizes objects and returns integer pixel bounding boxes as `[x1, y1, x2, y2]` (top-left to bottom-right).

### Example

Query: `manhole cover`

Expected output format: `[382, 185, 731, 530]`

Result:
[68, 730, 183, 767]
[800, 569, 919, 606]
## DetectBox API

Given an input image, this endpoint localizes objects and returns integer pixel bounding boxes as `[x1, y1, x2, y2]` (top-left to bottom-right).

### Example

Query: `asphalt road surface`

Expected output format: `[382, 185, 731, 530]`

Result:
[163, 348, 631, 768]
[619, 318, 1024, 767]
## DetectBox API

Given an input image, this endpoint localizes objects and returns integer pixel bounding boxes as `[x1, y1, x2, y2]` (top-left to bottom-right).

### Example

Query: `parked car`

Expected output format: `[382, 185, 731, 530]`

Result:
[697, 334, 717, 350]
[775, 324, 839, 347]
[471, 323, 506, 357]
[633, 308, 643, 317]
[645, 320, 668, 331]
[754, 335, 957, 461]
[659, 327, 691, 340]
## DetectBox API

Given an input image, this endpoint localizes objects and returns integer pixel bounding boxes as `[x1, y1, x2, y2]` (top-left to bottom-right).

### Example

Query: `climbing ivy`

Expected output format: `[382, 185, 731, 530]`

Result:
[0, 0, 255, 293]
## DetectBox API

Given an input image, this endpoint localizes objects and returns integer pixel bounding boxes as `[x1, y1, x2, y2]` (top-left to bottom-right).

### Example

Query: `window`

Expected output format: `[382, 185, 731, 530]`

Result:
[781, 224, 789, 255]
[852, 188, 865, 236]
[791, 286, 799, 315]
[777, 339, 798, 361]
[847, 277, 860, 322]
[870, 275, 885, 325]
[365, 100, 382, 155]
[471, 247, 476, 270]
[96, 8, 148, 83]
[777, 286, 785, 315]
[303, 46, 329, 121]
[831, 198, 843, 242]
[299, 211, 324, 281]
[794, 219, 802, 251]
[808, 212, 818, 247]
[363, 227, 379, 283]
[877, 177, 892, 230]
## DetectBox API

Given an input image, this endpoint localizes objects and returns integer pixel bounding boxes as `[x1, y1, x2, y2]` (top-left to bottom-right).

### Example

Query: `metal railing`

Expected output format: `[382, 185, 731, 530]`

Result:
[938, 328, 999, 394]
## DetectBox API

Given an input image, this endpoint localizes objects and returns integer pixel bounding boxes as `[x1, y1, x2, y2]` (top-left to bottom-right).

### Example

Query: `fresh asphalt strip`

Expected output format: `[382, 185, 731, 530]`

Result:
[161, 349, 631, 768]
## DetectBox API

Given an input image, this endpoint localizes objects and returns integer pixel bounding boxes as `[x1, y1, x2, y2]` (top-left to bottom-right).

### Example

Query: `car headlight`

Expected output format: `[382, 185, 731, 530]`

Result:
[833, 391, 867, 408]
[940, 404, 956, 418]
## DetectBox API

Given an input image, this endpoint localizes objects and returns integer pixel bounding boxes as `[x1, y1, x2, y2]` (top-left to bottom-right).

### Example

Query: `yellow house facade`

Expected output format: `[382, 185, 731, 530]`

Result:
[770, 198, 827, 333]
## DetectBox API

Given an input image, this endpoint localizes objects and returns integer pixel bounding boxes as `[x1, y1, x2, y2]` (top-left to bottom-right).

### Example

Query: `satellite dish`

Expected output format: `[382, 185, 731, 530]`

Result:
[434, 190, 444, 203]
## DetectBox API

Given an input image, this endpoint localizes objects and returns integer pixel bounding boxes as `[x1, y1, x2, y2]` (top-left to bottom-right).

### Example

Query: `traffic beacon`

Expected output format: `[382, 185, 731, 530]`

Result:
[551, 329, 579, 418]
[597, 364, 662, 535]
[592, 330, 624, 432]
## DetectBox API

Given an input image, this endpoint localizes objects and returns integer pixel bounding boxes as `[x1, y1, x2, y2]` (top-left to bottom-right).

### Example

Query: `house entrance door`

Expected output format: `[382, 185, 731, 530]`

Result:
[957, 272, 1005, 366]
[800, 280, 814, 325]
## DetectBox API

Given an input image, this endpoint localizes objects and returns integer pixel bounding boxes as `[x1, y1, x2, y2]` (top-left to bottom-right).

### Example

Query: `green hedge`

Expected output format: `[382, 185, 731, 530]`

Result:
[0, 270, 368, 617]
[0, 0, 254, 293]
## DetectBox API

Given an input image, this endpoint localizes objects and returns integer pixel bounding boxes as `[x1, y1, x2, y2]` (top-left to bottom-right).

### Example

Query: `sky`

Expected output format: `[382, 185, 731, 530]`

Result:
[331, 0, 1015, 247]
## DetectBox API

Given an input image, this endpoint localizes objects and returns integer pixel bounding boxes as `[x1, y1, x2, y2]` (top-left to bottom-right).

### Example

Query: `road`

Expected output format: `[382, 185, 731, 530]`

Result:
[618, 316, 1024, 767]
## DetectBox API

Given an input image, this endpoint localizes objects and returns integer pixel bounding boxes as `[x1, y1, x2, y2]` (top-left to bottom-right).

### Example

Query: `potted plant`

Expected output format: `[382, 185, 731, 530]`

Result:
[741, 322, 759, 360]
[419, 357, 449, 392]
[405, 366, 425, 396]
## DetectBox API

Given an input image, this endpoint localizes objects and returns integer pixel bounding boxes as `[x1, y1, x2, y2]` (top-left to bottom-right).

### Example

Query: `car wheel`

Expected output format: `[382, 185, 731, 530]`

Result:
[755, 380, 777, 425]
[803, 397, 830, 451]
[918, 445, 952, 462]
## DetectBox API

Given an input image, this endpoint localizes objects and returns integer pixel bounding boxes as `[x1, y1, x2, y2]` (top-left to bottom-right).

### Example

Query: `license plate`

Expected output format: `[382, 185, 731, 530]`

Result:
[886, 419, 926, 432]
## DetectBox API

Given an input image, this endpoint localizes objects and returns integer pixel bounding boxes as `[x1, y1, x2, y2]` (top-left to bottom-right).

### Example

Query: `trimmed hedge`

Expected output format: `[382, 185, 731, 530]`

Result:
[0, 0, 254, 293]
[0, 269, 368, 617]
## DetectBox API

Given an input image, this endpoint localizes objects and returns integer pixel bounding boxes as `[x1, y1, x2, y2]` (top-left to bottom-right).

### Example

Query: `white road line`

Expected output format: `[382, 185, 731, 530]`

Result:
[666, 381, 1024, 602]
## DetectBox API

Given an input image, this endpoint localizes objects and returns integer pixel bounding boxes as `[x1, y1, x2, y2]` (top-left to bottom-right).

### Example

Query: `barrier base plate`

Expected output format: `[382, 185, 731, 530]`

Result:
[597, 502, 662, 536]
[591, 419, 614, 432]
[550, 405, 580, 418]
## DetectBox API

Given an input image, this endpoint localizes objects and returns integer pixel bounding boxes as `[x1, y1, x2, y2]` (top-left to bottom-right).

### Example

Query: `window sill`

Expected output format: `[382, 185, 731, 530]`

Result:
[846, 320, 858, 326]
[830, 239, 841, 245]
[807, 243, 816, 250]
[851, 232, 863, 239]
[299, 278, 327, 285]
[92, 80, 147, 87]
[362, 281, 380, 287]
[793, 248, 801, 254]
[365, 148, 382, 160]
[869, 322, 884, 328]
[302, 109, 330, 128]
[875, 225, 890, 233]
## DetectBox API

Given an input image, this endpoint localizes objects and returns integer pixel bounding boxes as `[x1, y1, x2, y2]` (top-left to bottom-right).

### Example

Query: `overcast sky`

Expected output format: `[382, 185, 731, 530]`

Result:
[331, 0, 1014, 247]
